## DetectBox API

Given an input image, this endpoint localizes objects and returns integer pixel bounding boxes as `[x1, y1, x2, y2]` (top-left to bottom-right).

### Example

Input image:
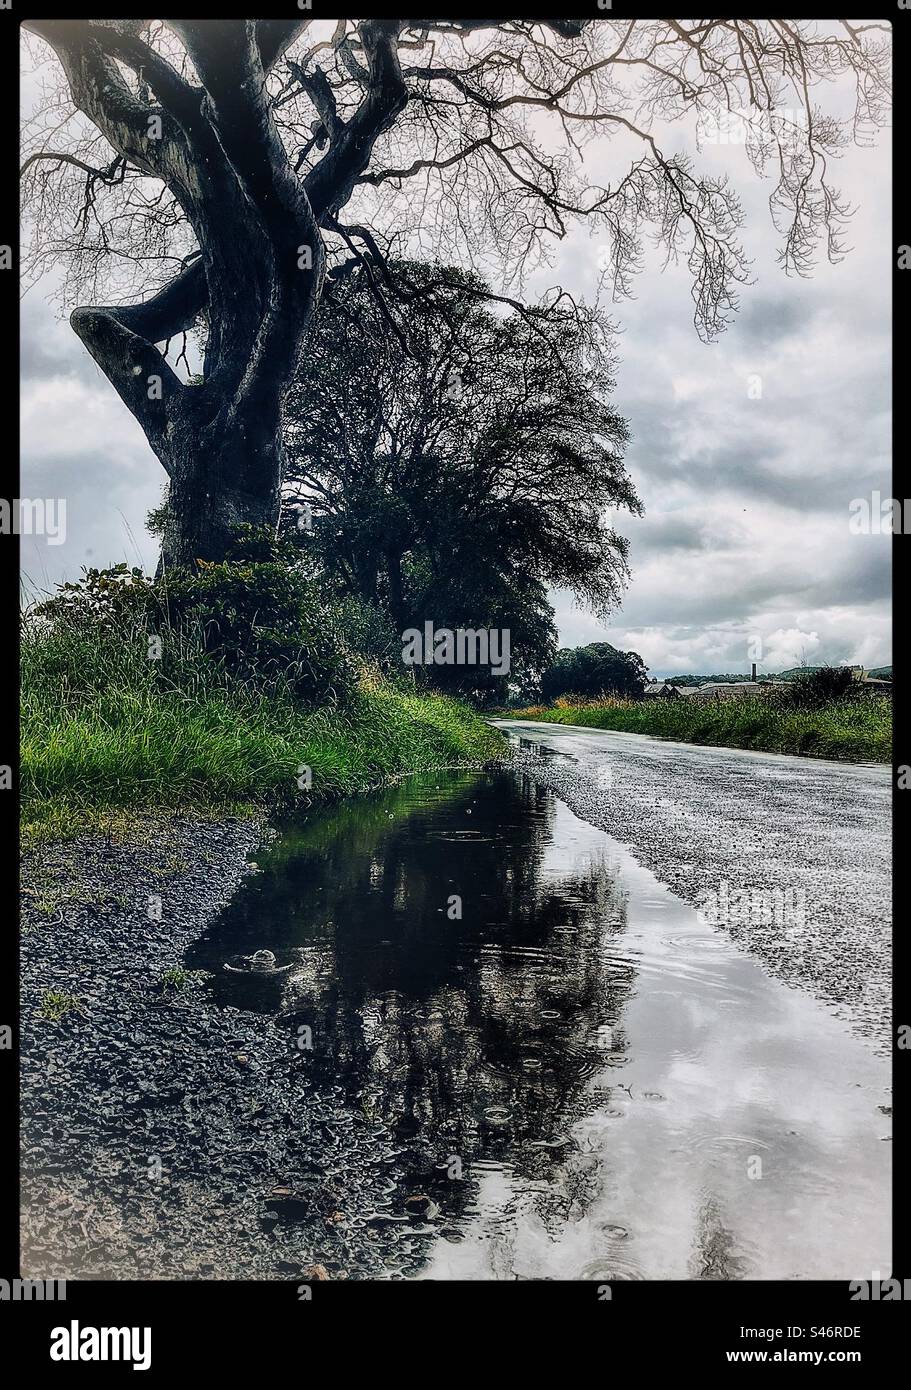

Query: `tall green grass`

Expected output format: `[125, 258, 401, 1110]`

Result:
[506, 693, 891, 762]
[21, 611, 504, 839]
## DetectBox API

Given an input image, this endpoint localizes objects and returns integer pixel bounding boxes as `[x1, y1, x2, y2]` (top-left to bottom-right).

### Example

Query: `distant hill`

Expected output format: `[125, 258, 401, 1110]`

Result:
[775, 665, 892, 681]
[774, 666, 827, 680]
[665, 664, 891, 685]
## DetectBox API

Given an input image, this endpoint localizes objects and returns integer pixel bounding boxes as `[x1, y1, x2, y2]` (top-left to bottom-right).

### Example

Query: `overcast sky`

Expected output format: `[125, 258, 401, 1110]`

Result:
[20, 34, 891, 678]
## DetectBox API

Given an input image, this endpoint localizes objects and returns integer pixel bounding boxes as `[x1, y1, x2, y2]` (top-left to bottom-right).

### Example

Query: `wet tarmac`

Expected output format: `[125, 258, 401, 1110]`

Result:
[500, 721, 891, 1052]
[21, 762, 890, 1280]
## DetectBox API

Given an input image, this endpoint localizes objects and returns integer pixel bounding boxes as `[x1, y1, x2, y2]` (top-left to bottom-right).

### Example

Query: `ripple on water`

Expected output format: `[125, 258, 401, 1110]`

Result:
[661, 933, 731, 952]
[576, 1255, 645, 1281]
[687, 1131, 772, 1152]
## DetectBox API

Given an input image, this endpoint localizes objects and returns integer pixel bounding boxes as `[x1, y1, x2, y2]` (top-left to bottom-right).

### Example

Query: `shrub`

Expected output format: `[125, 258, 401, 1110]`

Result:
[328, 594, 404, 674]
[160, 559, 355, 705]
[32, 533, 358, 708]
[781, 665, 857, 709]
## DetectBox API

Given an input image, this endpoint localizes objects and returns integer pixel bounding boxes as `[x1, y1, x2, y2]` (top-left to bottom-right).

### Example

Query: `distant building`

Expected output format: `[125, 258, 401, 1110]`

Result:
[644, 680, 680, 698]
[680, 681, 786, 701]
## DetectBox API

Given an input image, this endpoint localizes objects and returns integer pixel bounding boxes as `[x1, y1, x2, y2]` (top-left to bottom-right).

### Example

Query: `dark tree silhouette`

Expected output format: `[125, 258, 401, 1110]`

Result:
[540, 642, 649, 701]
[21, 19, 890, 565]
[282, 261, 637, 644]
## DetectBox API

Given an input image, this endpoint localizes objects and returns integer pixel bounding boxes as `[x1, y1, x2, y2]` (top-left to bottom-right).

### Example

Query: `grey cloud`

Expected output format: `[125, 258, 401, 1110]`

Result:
[20, 54, 891, 675]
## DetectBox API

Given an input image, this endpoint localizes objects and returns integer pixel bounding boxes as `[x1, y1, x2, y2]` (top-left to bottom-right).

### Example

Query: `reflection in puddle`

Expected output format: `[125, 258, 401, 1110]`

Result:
[187, 770, 890, 1279]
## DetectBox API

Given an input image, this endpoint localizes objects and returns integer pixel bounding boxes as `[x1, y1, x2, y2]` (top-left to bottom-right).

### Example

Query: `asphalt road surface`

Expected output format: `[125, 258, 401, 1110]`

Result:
[497, 720, 891, 1053]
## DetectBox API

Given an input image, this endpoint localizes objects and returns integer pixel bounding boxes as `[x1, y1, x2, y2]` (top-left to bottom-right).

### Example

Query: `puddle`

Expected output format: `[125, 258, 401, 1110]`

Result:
[186, 769, 890, 1279]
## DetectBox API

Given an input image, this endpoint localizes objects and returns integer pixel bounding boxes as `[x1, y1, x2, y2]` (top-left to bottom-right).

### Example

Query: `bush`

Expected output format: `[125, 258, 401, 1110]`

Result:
[780, 665, 857, 709]
[161, 559, 355, 705]
[328, 594, 404, 674]
[33, 536, 358, 708]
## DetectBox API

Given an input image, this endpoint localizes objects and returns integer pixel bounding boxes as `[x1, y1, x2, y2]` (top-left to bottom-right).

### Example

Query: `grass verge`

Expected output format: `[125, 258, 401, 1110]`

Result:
[22, 624, 504, 845]
[505, 694, 891, 762]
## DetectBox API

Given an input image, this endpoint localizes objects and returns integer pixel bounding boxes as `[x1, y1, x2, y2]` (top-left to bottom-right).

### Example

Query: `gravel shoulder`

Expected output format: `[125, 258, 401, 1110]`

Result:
[499, 721, 891, 1053]
[20, 816, 429, 1280]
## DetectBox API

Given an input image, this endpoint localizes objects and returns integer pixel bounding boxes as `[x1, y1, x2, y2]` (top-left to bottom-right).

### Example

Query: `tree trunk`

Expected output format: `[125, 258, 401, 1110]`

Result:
[161, 450, 283, 569]
[70, 287, 305, 571]
[159, 401, 286, 568]
[27, 19, 408, 571]
[351, 549, 380, 606]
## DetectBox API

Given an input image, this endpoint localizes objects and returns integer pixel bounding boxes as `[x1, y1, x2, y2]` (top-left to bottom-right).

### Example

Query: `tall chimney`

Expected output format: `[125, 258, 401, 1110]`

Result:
[750, 662, 758, 681]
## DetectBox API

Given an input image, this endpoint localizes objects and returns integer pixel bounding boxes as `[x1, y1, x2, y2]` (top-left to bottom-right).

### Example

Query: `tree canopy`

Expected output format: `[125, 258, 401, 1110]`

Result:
[540, 643, 650, 702]
[20, 19, 890, 565]
[283, 260, 638, 601]
[281, 260, 639, 699]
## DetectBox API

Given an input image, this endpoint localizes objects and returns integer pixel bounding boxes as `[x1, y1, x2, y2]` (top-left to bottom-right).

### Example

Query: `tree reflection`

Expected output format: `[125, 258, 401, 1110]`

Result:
[187, 770, 637, 1228]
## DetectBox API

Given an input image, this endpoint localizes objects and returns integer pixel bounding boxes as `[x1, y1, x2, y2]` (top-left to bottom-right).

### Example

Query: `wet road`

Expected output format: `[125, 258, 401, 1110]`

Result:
[22, 765, 891, 1280]
[421, 800, 890, 1281]
[497, 722, 892, 1052]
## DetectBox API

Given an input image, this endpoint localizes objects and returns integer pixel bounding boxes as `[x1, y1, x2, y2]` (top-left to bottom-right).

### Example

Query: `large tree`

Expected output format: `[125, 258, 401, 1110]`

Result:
[21, 19, 890, 566]
[282, 260, 637, 645]
[540, 643, 650, 702]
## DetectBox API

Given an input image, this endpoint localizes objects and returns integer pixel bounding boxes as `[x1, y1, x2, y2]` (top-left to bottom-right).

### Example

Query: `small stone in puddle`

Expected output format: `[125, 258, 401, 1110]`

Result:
[404, 1193, 438, 1219]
